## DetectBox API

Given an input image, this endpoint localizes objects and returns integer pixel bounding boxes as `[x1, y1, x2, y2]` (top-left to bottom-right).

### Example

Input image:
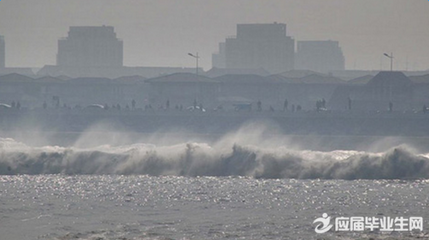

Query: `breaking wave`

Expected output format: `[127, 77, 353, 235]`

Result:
[0, 137, 428, 180]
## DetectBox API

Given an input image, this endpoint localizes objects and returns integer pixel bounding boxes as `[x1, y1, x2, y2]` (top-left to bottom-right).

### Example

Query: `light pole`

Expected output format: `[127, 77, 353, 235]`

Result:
[188, 52, 199, 75]
[188, 52, 200, 108]
[383, 53, 394, 71]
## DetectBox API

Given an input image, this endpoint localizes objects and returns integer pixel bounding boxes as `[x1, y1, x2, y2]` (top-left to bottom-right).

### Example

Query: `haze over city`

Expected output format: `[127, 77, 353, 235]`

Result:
[0, 0, 428, 71]
[3, 1, 429, 239]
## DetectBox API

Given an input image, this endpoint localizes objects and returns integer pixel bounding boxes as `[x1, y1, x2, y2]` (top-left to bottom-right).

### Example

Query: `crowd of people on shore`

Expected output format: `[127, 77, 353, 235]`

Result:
[1, 97, 428, 115]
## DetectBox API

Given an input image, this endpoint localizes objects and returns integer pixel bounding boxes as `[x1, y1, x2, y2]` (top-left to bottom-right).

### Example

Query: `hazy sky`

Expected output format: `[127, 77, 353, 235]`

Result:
[0, 0, 428, 71]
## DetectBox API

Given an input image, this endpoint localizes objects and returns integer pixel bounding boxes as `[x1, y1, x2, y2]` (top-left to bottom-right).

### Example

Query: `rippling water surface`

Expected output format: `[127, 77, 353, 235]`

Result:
[1, 175, 429, 239]
[2, 125, 429, 239]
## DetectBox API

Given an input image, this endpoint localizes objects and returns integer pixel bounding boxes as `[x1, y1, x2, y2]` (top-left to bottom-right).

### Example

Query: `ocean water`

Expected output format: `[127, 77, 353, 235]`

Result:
[1, 175, 429, 239]
[1, 125, 429, 239]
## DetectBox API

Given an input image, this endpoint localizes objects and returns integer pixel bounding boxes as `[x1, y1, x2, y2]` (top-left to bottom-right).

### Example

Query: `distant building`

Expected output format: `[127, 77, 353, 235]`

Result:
[37, 65, 198, 79]
[215, 23, 295, 74]
[204, 67, 270, 79]
[329, 71, 414, 111]
[296, 40, 345, 73]
[146, 72, 219, 108]
[0, 73, 151, 108]
[0, 35, 5, 68]
[57, 26, 123, 67]
[212, 42, 226, 69]
[0, 35, 36, 76]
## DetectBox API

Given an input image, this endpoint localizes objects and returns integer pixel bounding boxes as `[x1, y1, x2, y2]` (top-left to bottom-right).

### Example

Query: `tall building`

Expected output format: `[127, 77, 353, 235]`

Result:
[296, 40, 345, 73]
[57, 26, 123, 67]
[0, 36, 5, 68]
[212, 42, 226, 69]
[215, 23, 295, 74]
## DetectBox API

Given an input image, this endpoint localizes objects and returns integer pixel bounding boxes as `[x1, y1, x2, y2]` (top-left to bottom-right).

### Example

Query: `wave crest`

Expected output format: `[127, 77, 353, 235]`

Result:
[0, 138, 428, 180]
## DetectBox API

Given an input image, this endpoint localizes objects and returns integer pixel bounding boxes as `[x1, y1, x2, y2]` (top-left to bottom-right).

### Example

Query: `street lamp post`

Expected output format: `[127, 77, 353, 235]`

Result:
[188, 52, 200, 108]
[188, 52, 199, 75]
[383, 53, 394, 71]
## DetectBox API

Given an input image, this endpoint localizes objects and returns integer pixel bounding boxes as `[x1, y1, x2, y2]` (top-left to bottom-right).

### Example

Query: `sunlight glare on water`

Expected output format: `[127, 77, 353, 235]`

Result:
[1, 175, 429, 239]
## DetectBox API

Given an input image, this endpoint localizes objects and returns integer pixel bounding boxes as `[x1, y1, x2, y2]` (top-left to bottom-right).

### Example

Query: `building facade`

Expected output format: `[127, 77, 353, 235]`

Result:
[0, 36, 5, 68]
[216, 23, 294, 74]
[295, 40, 345, 73]
[329, 71, 414, 111]
[57, 26, 123, 67]
[212, 42, 226, 69]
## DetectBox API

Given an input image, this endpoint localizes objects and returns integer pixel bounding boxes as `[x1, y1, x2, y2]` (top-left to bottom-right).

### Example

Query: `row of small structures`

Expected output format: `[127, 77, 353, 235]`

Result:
[0, 70, 429, 112]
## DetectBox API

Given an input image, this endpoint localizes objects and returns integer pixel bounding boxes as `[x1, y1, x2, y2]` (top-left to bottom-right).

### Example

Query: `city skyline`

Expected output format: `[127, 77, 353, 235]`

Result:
[0, 0, 428, 71]
[217, 23, 295, 74]
[57, 26, 123, 67]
